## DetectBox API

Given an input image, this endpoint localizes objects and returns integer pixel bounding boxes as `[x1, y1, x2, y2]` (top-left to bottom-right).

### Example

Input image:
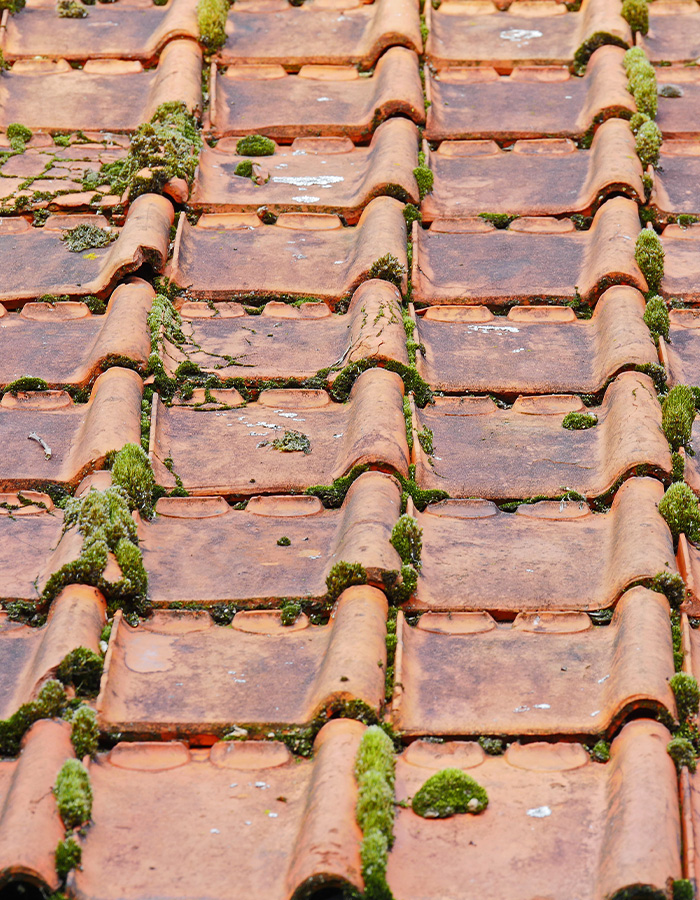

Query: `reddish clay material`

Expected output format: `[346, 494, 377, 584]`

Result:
[0, 195, 173, 308]
[135, 471, 403, 605]
[410, 476, 676, 613]
[0, 367, 142, 491]
[425, 0, 631, 70]
[660, 308, 700, 389]
[218, 0, 422, 70]
[414, 286, 657, 396]
[0, 279, 152, 389]
[190, 118, 420, 222]
[388, 720, 681, 899]
[0, 41, 202, 133]
[167, 197, 407, 305]
[660, 223, 700, 303]
[0, 586, 105, 719]
[656, 67, 700, 139]
[70, 719, 366, 900]
[208, 46, 425, 141]
[424, 45, 635, 142]
[0, 0, 199, 63]
[165, 281, 408, 386]
[640, 1, 700, 65]
[0, 719, 76, 892]
[392, 587, 676, 737]
[681, 421, 700, 497]
[0, 491, 64, 603]
[97, 586, 387, 737]
[412, 197, 646, 307]
[421, 119, 644, 221]
[650, 142, 700, 223]
[677, 535, 700, 617]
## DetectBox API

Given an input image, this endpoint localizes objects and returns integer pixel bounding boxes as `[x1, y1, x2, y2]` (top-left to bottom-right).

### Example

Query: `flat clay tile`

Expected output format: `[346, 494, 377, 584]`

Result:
[660, 308, 700, 389]
[97, 586, 387, 738]
[412, 197, 646, 307]
[639, 0, 700, 65]
[190, 118, 420, 222]
[0, 586, 105, 719]
[0, 278, 152, 389]
[167, 196, 408, 305]
[391, 586, 676, 737]
[0, 366, 143, 491]
[650, 142, 700, 223]
[424, 45, 635, 142]
[421, 118, 644, 221]
[218, 0, 422, 69]
[409, 476, 677, 613]
[0, 194, 173, 308]
[0, 40, 202, 133]
[679, 418, 700, 499]
[660, 222, 700, 303]
[387, 720, 681, 900]
[656, 66, 700, 139]
[0, 491, 64, 604]
[413, 285, 658, 396]
[69, 719, 366, 900]
[425, 0, 631, 70]
[151, 366, 409, 493]
[135, 471, 403, 605]
[166, 280, 408, 387]
[208, 46, 425, 141]
[0, 0, 199, 64]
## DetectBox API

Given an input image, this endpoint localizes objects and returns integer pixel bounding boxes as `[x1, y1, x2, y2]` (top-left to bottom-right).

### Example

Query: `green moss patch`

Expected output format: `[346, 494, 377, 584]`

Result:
[54, 758, 92, 828]
[61, 224, 116, 253]
[411, 768, 488, 819]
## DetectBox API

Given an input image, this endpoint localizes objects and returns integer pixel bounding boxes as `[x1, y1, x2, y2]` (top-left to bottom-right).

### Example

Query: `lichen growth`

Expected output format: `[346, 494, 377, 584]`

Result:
[635, 228, 664, 294]
[197, 0, 229, 50]
[367, 253, 405, 288]
[236, 135, 276, 157]
[667, 736, 696, 773]
[413, 151, 433, 201]
[280, 601, 301, 626]
[70, 706, 99, 759]
[662, 384, 696, 451]
[61, 224, 116, 253]
[57, 0, 88, 16]
[110, 442, 156, 518]
[55, 836, 82, 879]
[54, 759, 92, 828]
[644, 294, 670, 342]
[270, 430, 311, 454]
[355, 726, 396, 900]
[411, 768, 488, 819]
[671, 672, 700, 721]
[562, 412, 597, 430]
[57, 647, 103, 697]
[0, 680, 66, 756]
[326, 561, 367, 603]
[621, 0, 649, 35]
[658, 482, 700, 542]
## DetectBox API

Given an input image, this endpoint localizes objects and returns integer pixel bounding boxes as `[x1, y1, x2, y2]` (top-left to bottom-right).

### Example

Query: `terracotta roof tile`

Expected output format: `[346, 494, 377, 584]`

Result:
[650, 142, 700, 223]
[413, 286, 658, 396]
[218, 0, 422, 70]
[421, 119, 644, 221]
[0, 195, 173, 308]
[678, 423, 700, 500]
[0, 40, 202, 133]
[424, 45, 635, 142]
[0, 491, 64, 604]
[0, 366, 143, 491]
[391, 586, 676, 737]
[639, 0, 700, 65]
[660, 308, 700, 390]
[413, 372, 671, 501]
[0, 0, 199, 63]
[412, 197, 646, 307]
[190, 118, 420, 221]
[660, 222, 700, 302]
[656, 67, 700, 139]
[677, 536, 700, 616]
[424, 0, 631, 70]
[167, 197, 408, 305]
[208, 46, 425, 141]
[409, 476, 676, 613]
[388, 720, 681, 899]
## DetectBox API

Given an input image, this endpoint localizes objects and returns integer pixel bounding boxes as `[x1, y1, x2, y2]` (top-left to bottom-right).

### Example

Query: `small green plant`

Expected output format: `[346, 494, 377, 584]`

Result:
[280, 601, 301, 626]
[644, 294, 670, 342]
[662, 384, 696, 451]
[630, 112, 650, 134]
[54, 759, 92, 828]
[236, 135, 276, 157]
[478, 736, 504, 756]
[57, 648, 103, 697]
[111, 442, 156, 518]
[61, 224, 116, 253]
[671, 672, 700, 721]
[562, 412, 597, 430]
[6, 123, 32, 151]
[635, 229, 664, 294]
[355, 726, 395, 900]
[636, 120, 662, 169]
[624, 48, 657, 118]
[403, 204, 421, 228]
[55, 836, 82, 879]
[667, 736, 696, 773]
[413, 151, 433, 201]
[197, 0, 228, 50]
[621, 0, 649, 35]
[57, 0, 88, 16]
[234, 159, 254, 178]
[0, 0, 26, 14]
[390, 515, 422, 568]
[326, 561, 367, 603]
[650, 571, 687, 609]
[71, 706, 99, 759]
[673, 880, 695, 900]
[367, 253, 405, 288]
[0, 680, 66, 756]
[411, 768, 488, 818]
[277, 536, 291, 547]
[591, 740, 610, 762]
[270, 430, 311, 454]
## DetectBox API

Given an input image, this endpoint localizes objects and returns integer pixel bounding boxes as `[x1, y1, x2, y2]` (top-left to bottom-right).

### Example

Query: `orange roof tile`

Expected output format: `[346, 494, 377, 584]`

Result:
[650, 142, 700, 223]
[0, 491, 63, 604]
[677, 535, 700, 616]
[640, 1, 700, 66]
[660, 308, 700, 389]
[660, 222, 700, 302]
[656, 67, 700, 139]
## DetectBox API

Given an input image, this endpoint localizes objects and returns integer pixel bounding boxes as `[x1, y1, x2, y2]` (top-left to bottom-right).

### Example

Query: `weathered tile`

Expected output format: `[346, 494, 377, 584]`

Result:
[639, 0, 700, 65]
[421, 118, 644, 221]
[0, 278, 152, 389]
[413, 285, 657, 396]
[409, 476, 676, 613]
[392, 587, 676, 737]
[167, 197, 407, 305]
[412, 197, 645, 307]
[413, 372, 671, 501]
[677, 535, 700, 616]
[388, 720, 681, 899]
[650, 142, 700, 223]
[218, 0, 422, 70]
[660, 308, 700, 390]
[0, 40, 202, 133]
[425, 45, 635, 142]
[660, 222, 700, 303]
[0, 367, 143, 491]
[0, 194, 173, 308]
[208, 46, 425, 141]
[678, 426, 700, 509]
[656, 66, 700, 139]
[0, 491, 64, 604]
[190, 118, 420, 222]
[166, 280, 408, 387]
[425, 0, 631, 70]
[151, 366, 409, 494]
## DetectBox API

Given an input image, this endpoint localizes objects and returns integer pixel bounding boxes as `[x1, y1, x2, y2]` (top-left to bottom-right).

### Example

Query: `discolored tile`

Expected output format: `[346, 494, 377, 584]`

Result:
[0, 491, 64, 604]
[660, 308, 700, 390]
[639, 0, 700, 65]
[650, 142, 700, 223]
[660, 222, 700, 303]
[677, 535, 700, 617]
[656, 66, 700, 139]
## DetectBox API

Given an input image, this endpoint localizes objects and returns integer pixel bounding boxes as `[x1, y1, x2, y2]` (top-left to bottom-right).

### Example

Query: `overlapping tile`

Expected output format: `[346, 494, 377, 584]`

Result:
[151, 368, 408, 496]
[639, 0, 700, 65]
[218, 0, 422, 70]
[424, 0, 631, 70]
[391, 587, 676, 737]
[0, 491, 64, 604]
[660, 308, 700, 390]
[424, 45, 635, 142]
[190, 118, 420, 221]
[656, 67, 700, 139]
[408, 476, 676, 613]
[677, 536, 700, 616]
[208, 46, 425, 141]
[0, 40, 202, 133]
[660, 222, 700, 303]
[678, 420, 700, 498]
[413, 285, 657, 396]
[388, 721, 681, 899]
[413, 372, 670, 501]
[412, 197, 645, 307]
[650, 142, 700, 223]
[421, 118, 644, 221]
[0, 0, 199, 64]
[0, 194, 172, 308]
[167, 197, 407, 305]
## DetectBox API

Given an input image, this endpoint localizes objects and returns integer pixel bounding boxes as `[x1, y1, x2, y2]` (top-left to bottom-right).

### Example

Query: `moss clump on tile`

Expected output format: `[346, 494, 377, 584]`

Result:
[672, 610, 684, 671]
[630, 112, 650, 134]
[70, 706, 99, 759]
[368, 253, 405, 288]
[667, 736, 696, 773]
[234, 159, 254, 178]
[384, 607, 398, 702]
[658, 483, 700, 542]
[413, 151, 433, 201]
[197, 0, 229, 50]
[2, 376, 48, 396]
[387, 515, 422, 604]
[621, 0, 649, 35]
[280, 601, 301, 626]
[0, 680, 66, 756]
[672, 451, 685, 483]
[636, 120, 662, 169]
[6, 123, 32, 152]
[54, 759, 92, 828]
[662, 384, 696, 451]
[329, 358, 432, 408]
[57, 648, 103, 697]
[270, 430, 311, 454]
[146, 293, 185, 398]
[650, 571, 687, 610]
[591, 740, 610, 762]
[355, 726, 396, 900]
[61, 224, 116, 253]
[412, 768, 488, 819]
[403, 204, 422, 228]
[55, 836, 82, 879]
[635, 229, 664, 294]
[277, 536, 291, 547]
[624, 48, 657, 118]
[635, 361, 667, 393]
[0, 0, 26, 14]
[479, 212, 518, 230]
[644, 294, 670, 342]
[57, 0, 88, 16]
[326, 561, 367, 603]
[562, 411, 597, 430]
[672, 880, 695, 900]
[671, 672, 700, 721]
[236, 135, 276, 157]
[110, 442, 156, 518]
[478, 736, 505, 756]
[417, 427, 434, 455]
[307, 464, 368, 508]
